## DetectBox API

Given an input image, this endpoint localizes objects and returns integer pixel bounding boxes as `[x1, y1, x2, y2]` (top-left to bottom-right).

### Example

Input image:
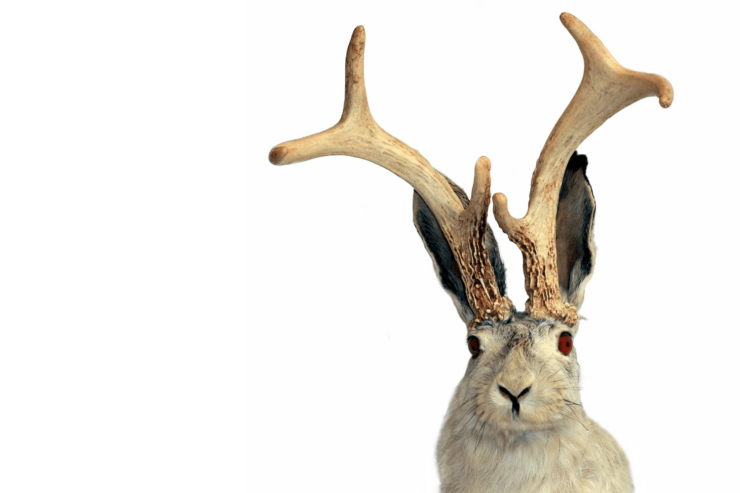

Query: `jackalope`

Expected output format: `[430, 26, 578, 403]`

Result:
[269, 13, 672, 493]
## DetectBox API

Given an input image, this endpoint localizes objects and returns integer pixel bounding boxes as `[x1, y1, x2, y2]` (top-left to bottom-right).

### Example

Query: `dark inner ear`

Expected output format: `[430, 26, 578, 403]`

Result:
[556, 151, 596, 309]
[413, 176, 506, 323]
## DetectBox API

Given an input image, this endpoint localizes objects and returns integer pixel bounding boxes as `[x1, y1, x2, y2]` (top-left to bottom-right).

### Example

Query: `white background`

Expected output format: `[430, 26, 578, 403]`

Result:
[0, 1, 737, 492]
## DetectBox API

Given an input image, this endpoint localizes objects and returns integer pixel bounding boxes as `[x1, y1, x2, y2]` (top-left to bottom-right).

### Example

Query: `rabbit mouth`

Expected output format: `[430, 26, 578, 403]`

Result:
[498, 385, 530, 421]
[509, 401, 523, 421]
[471, 381, 576, 432]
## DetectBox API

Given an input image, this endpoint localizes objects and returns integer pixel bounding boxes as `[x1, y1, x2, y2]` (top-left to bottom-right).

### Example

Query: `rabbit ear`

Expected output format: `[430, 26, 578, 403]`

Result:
[555, 151, 596, 310]
[413, 178, 507, 325]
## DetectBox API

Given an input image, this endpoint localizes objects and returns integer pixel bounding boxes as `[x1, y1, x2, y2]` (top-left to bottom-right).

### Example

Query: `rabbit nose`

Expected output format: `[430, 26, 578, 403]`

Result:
[498, 385, 531, 403]
[496, 373, 534, 401]
[498, 384, 531, 420]
[496, 352, 534, 401]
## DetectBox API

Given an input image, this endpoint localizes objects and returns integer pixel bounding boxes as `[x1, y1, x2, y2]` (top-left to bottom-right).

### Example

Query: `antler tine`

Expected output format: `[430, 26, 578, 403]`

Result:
[268, 26, 463, 221]
[462, 157, 514, 325]
[269, 26, 512, 324]
[492, 13, 673, 326]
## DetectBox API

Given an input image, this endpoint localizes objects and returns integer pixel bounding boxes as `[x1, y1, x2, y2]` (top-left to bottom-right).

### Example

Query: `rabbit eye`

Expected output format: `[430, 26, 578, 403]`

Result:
[558, 333, 573, 355]
[467, 336, 480, 358]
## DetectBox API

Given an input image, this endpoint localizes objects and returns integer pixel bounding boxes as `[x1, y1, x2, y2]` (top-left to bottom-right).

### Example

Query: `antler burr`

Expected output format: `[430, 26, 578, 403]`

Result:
[492, 13, 673, 326]
[269, 15, 674, 491]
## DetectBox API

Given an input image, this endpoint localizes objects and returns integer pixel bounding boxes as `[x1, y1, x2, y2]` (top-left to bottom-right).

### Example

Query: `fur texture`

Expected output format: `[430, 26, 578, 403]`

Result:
[413, 152, 631, 492]
[437, 316, 631, 492]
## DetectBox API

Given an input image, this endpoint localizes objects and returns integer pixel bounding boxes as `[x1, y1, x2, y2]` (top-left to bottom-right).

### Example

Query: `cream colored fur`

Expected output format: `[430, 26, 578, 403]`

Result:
[266, 14, 666, 491]
[437, 319, 632, 493]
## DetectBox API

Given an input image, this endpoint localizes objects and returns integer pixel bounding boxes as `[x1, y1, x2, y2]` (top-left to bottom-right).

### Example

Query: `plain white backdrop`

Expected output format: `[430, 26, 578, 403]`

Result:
[0, 1, 737, 492]
[249, 2, 739, 492]
[0, 2, 244, 492]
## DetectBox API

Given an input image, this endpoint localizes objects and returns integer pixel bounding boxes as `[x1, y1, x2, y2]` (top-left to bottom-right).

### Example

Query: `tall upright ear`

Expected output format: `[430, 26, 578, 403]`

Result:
[413, 177, 507, 325]
[556, 151, 596, 310]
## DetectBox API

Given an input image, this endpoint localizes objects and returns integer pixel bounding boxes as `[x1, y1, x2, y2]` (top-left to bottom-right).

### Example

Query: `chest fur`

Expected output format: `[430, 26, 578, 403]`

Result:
[437, 422, 631, 493]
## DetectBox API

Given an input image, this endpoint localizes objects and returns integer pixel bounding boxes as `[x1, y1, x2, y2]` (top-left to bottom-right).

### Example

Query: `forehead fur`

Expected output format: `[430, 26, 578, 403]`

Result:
[470, 312, 578, 346]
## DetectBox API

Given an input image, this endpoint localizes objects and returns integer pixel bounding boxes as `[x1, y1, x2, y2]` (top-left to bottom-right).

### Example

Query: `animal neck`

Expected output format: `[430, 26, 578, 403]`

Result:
[438, 416, 593, 492]
[468, 418, 588, 452]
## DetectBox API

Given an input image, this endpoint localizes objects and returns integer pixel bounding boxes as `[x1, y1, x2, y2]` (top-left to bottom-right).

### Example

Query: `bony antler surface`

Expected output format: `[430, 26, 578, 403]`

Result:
[270, 13, 672, 493]
[269, 26, 512, 323]
[492, 13, 673, 326]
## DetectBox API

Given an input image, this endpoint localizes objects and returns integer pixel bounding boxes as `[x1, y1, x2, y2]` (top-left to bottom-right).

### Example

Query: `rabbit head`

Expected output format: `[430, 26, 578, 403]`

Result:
[269, 12, 671, 492]
[456, 317, 581, 434]
[414, 150, 593, 434]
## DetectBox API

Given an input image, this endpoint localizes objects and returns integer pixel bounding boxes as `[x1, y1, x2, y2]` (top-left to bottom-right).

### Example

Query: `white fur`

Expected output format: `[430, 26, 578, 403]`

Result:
[436, 320, 632, 492]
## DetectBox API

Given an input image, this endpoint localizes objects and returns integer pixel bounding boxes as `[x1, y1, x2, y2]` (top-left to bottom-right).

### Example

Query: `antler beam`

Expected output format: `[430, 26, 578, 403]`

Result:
[269, 26, 512, 324]
[269, 27, 460, 222]
[492, 13, 673, 326]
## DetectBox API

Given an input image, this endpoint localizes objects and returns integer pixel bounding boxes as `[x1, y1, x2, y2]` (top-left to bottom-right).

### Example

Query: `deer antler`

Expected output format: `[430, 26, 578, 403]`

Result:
[269, 26, 512, 324]
[492, 13, 673, 326]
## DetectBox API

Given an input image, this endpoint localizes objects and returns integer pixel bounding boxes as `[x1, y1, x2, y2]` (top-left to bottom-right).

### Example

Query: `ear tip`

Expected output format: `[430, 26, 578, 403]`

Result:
[568, 151, 588, 171]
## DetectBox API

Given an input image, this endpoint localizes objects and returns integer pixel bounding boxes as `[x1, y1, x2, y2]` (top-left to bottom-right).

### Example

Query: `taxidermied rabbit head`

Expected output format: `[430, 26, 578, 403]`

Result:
[452, 317, 582, 434]
[413, 150, 593, 432]
[268, 13, 672, 434]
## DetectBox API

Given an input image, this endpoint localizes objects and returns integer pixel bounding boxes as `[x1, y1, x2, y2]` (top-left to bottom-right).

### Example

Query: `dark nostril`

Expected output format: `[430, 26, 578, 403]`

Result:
[498, 385, 515, 402]
[499, 385, 530, 402]
[518, 386, 531, 399]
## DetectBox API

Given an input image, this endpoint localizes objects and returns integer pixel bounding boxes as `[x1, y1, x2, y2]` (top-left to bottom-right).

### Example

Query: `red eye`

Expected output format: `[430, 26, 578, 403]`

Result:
[558, 333, 573, 355]
[468, 336, 480, 358]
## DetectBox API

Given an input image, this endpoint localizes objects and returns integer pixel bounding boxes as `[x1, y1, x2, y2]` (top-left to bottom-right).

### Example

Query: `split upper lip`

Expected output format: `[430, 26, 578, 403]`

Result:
[498, 385, 530, 419]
